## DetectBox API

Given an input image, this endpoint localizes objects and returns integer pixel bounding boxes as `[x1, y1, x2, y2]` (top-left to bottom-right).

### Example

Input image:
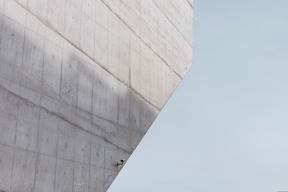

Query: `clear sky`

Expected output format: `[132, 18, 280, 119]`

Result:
[108, 0, 288, 191]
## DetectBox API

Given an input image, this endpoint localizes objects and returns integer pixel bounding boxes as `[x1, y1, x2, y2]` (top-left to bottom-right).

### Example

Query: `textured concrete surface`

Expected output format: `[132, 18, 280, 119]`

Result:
[0, 0, 193, 191]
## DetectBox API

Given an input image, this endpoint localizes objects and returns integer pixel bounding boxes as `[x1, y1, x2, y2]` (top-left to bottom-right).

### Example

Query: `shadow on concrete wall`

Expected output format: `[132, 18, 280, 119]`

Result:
[0, 13, 158, 192]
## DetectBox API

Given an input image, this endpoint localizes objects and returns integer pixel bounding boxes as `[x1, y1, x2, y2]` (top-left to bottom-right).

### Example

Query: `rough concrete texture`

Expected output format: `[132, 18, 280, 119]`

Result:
[0, 0, 193, 191]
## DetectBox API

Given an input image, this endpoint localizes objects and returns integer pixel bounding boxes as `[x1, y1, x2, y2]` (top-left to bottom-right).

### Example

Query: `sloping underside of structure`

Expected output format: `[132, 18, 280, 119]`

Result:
[0, 0, 193, 191]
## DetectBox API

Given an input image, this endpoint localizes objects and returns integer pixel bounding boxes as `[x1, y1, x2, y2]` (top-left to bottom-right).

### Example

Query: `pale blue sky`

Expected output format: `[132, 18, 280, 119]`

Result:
[108, 1, 288, 191]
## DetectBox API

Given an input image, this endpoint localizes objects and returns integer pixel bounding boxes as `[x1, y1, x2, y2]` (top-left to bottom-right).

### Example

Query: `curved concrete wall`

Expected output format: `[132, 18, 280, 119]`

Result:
[0, 0, 193, 191]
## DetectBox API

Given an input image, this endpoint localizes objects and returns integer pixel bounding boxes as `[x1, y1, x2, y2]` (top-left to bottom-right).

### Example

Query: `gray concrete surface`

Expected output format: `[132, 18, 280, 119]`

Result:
[0, 0, 193, 191]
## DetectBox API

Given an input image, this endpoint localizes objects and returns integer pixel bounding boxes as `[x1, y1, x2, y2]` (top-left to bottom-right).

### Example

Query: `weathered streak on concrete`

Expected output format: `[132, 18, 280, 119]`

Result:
[0, 0, 193, 191]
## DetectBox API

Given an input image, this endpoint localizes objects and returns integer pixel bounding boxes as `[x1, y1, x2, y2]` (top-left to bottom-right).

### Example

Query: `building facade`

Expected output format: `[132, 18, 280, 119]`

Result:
[0, 0, 193, 191]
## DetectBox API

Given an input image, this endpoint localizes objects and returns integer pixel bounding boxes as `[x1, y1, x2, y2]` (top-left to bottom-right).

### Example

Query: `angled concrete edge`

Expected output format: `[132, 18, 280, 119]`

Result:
[0, 0, 193, 191]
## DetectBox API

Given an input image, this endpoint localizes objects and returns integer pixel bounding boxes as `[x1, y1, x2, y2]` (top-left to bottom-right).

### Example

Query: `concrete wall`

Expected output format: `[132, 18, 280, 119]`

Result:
[0, 0, 193, 191]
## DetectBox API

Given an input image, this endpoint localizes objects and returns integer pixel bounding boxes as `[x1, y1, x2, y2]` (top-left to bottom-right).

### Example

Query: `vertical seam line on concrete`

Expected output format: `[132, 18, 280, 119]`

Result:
[9, 15, 27, 191]
[32, 102, 41, 191]
[9, 104, 16, 192]
[72, 125, 76, 192]
[9, 91, 18, 192]
[53, 108, 60, 192]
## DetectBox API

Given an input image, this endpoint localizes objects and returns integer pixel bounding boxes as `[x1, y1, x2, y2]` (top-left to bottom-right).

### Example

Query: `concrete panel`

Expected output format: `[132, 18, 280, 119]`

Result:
[94, 22, 108, 67]
[11, 149, 36, 192]
[105, 120, 118, 146]
[130, 49, 141, 94]
[75, 128, 91, 164]
[129, 91, 141, 131]
[91, 115, 107, 142]
[27, 0, 47, 21]
[67, 0, 81, 9]
[117, 126, 141, 153]
[0, 16, 24, 84]
[42, 40, 62, 99]
[74, 162, 90, 192]
[61, 52, 79, 106]
[0, 0, 3, 12]
[14, 0, 27, 7]
[107, 33, 120, 79]
[59, 100, 77, 124]
[118, 83, 130, 127]
[21, 29, 44, 91]
[82, 0, 95, 20]
[119, 36, 130, 85]
[104, 169, 118, 192]
[3, 0, 26, 25]
[0, 145, 13, 191]
[38, 109, 58, 156]
[77, 60, 93, 113]
[0, 91, 18, 146]
[104, 143, 118, 170]
[65, 2, 81, 47]
[26, 13, 46, 36]
[95, 1, 108, 29]
[80, 14, 94, 58]
[40, 95, 59, 114]
[92, 68, 107, 118]
[105, 74, 119, 122]
[16, 99, 39, 152]
[55, 159, 74, 192]
[57, 119, 75, 161]
[90, 166, 105, 192]
[47, 0, 65, 34]
[90, 135, 105, 167]
[19, 85, 41, 106]
[76, 108, 92, 132]
[33, 154, 56, 192]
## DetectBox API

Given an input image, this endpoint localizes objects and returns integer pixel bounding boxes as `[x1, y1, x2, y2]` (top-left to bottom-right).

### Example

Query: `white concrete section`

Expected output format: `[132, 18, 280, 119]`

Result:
[94, 22, 108, 67]
[27, 0, 47, 21]
[0, 0, 4, 12]
[26, 13, 46, 37]
[0, 0, 192, 191]
[80, 13, 94, 58]
[107, 32, 120, 78]
[95, 0, 108, 29]
[119, 41, 130, 85]
[47, 0, 65, 34]
[130, 49, 141, 94]
[3, 0, 26, 25]
[82, 0, 95, 20]
[14, 0, 27, 6]
[65, 2, 81, 47]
